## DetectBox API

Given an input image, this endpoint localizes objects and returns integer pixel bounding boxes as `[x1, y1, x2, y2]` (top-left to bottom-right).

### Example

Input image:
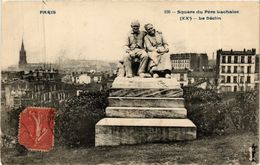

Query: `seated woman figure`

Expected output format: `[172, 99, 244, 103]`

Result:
[144, 23, 172, 78]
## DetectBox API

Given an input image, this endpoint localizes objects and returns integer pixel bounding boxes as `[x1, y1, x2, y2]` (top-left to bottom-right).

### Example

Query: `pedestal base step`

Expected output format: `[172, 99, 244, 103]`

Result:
[95, 118, 196, 146]
[106, 107, 187, 118]
[109, 97, 184, 108]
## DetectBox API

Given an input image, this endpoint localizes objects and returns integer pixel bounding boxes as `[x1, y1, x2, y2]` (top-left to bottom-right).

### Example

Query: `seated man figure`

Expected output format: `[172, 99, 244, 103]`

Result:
[144, 23, 172, 78]
[119, 20, 150, 78]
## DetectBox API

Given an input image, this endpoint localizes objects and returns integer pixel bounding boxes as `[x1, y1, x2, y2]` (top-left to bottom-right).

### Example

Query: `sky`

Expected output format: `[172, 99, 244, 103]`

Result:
[1, 1, 259, 68]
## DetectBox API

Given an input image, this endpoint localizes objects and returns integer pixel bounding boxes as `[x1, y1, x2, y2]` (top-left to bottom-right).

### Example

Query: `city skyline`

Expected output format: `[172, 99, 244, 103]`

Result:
[2, 1, 259, 69]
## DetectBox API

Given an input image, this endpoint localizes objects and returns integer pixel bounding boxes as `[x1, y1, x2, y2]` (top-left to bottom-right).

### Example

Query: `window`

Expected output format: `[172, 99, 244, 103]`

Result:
[248, 56, 252, 63]
[222, 56, 226, 63]
[233, 76, 237, 83]
[228, 56, 231, 63]
[247, 66, 251, 73]
[247, 76, 251, 83]
[227, 66, 231, 73]
[240, 76, 244, 83]
[221, 76, 225, 83]
[240, 66, 244, 73]
[180, 73, 184, 81]
[234, 56, 238, 63]
[233, 66, 237, 73]
[234, 86, 237, 92]
[188, 78, 192, 84]
[227, 76, 231, 83]
[240, 86, 244, 91]
[241, 56, 245, 63]
[221, 66, 225, 73]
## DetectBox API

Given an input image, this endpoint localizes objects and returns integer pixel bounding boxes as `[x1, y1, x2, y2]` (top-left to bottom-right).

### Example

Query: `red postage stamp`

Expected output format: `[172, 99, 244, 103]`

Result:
[18, 107, 55, 151]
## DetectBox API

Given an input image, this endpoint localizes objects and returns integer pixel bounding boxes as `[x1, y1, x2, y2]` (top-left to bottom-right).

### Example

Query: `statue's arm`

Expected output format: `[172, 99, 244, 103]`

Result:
[161, 34, 169, 53]
[124, 36, 131, 53]
[144, 36, 156, 52]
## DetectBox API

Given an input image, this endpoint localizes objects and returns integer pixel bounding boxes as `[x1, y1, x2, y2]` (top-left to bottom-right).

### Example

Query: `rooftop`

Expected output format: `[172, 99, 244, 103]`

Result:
[170, 53, 207, 60]
[171, 69, 189, 73]
[217, 49, 256, 55]
[188, 71, 216, 78]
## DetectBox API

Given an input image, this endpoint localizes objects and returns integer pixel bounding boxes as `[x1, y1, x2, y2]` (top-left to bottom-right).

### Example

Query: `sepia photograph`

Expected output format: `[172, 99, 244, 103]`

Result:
[1, 0, 259, 164]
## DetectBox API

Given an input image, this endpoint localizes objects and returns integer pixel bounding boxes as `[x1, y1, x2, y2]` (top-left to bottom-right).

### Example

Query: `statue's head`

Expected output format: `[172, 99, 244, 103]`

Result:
[144, 23, 155, 35]
[131, 20, 140, 33]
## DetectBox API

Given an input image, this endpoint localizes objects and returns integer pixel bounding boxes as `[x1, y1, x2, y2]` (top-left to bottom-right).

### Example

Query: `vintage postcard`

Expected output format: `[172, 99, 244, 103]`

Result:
[1, 0, 259, 164]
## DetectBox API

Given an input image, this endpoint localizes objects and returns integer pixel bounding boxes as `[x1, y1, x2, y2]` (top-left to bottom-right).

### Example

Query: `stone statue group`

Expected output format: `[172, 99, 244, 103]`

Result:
[118, 20, 172, 79]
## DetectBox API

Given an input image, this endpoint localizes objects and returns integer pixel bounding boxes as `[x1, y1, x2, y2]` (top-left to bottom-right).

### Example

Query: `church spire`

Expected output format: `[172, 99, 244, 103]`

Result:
[19, 39, 27, 69]
[21, 39, 25, 51]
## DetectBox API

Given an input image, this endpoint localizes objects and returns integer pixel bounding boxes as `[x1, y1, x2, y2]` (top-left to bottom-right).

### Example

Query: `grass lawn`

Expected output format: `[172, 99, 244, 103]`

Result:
[1, 132, 258, 165]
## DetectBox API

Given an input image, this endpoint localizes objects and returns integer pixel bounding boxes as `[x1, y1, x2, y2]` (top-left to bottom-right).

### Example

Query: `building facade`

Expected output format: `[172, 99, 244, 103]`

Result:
[255, 55, 260, 90]
[170, 53, 208, 71]
[1, 69, 77, 108]
[187, 71, 217, 90]
[171, 70, 188, 87]
[171, 70, 217, 89]
[216, 49, 256, 92]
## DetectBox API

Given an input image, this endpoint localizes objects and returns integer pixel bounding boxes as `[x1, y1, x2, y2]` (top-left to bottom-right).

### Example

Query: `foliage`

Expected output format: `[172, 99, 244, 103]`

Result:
[183, 86, 222, 104]
[1, 107, 24, 148]
[5, 107, 24, 136]
[55, 90, 108, 148]
[183, 87, 225, 137]
[225, 91, 259, 132]
[183, 87, 259, 137]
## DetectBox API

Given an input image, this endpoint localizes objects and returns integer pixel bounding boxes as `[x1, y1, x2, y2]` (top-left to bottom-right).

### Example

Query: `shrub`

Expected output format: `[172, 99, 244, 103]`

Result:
[4, 107, 24, 136]
[225, 91, 259, 133]
[183, 87, 259, 137]
[56, 90, 108, 148]
[1, 107, 24, 148]
[183, 87, 225, 137]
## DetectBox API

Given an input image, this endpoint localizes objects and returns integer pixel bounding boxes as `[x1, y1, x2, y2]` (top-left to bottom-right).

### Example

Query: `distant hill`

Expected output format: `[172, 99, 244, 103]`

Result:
[56, 59, 118, 72]
[3, 59, 118, 73]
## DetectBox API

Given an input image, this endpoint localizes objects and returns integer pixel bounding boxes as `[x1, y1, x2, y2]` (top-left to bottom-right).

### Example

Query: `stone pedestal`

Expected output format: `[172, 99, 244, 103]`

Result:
[95, 77, 196, 146]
